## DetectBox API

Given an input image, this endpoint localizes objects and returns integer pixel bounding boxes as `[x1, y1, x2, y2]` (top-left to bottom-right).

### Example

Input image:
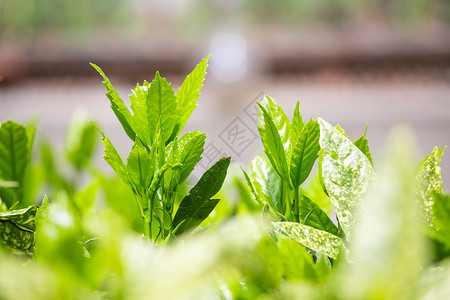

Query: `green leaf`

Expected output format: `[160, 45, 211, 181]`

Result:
[163, 131, 206, 194]
[299, 196, 338, 236]
[91, 63, 136, 141]
[91, 122, 130, 187]
[273, 221, 346, 259]
[290, 119, 320, 188]
[174, 131, 206, 183]
[147, 72, 177, 144]
[65, 111, 98, 169]
[0, 204, 38, 251]
[302, 172, 332, 215]
[353, 125, 374, 168]
[251, 155, 285, 214]
[416, 146, 445, 228]
[147, 163, 182, 208]
[318, 117, 375, 238]
[25, 121, 36, 164]
[126, 140, 152, 191]
[257, 103, 290, 183]
[173, 157, 231, 235]
[335, 124, 349, 139]
[289, 101, 304, 146]
[179, 132, 206, 182]
[241, 167, 263, 207]
[129, 81, 151, 145]
[174, 55, 210, 137]
[0, 220, 34, 251]
[432, 192, 450, 249]
[0, 205, 38, 231]
[74, 181, 98, 214]
[260, 95, 291, 155]
[0, 121, 29, 209]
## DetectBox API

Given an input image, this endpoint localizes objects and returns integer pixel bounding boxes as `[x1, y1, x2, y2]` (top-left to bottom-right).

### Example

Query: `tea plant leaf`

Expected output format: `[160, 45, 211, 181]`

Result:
[173, 157, 231, 235]
[251, 155, 285, 214]
[0, 205, 38, 231]
[147, 164, 182, 207]
[335, 124, 349, 139]
[273, 221, 346, 259]
[174, 55, 210, 137]
[147, 72, 177, 144]
[318, 117, 375, 238]
[290, 119, 320, 188]
[241, 167, 263, 206]
[289, 101, 304, 146]
[0, 204, 38, 251]
[299, 196, 338, 236]
[257, 103, 290, 183]
[91, 122, 130, 187]
[260, 95, 290, 154]
[178, 131, 206, 183]
[0, 121, 29, 209]
[416, 146, 445, 228]
[0, 220, 34, 251]
[353, 125, 374, 168]
[302, 172, 332, 215]
[65, 111, 98, 169]
[91, 63, 136, 141]
[129, 81, 151, 145]
[25, 121, 35, 164]
[432, 192, 450, 248]
[127, 140, 152, 191]
[74, 181, 98, 214]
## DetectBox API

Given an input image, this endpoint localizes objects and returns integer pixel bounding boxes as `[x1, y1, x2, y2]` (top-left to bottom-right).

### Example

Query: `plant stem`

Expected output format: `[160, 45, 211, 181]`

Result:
[293, 186, 300, 223]
[143, 212, 152, 240]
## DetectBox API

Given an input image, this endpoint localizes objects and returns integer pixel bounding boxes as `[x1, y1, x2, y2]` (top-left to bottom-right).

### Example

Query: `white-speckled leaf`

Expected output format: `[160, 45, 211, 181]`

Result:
[273, 221, 347, 259]
[318, 118, 375, 238]
[416, 146, 445, 228]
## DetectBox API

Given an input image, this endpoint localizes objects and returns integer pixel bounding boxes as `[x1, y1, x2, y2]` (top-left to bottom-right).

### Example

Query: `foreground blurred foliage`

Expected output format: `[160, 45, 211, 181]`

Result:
[1, 91, 450, 298]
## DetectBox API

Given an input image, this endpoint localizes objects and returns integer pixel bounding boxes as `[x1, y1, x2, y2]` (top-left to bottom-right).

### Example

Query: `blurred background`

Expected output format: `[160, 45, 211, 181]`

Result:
[1, 0, 450, 186]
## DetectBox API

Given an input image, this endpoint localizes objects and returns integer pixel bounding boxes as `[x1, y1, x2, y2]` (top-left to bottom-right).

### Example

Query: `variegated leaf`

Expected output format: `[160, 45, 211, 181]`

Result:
[273, 221, 347, 259]
[318, 117, 375, 238]
[416, 146, 446, 228]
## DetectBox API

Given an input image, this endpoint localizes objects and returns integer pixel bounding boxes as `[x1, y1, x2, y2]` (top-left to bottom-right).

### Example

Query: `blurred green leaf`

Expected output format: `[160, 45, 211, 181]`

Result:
[339, 127, 426, 300]
[302, 172, 332, 215]
[432, 192, 450, 249]
[0, 121, 29, 209]
[65, 111, 98, 169]
[416, 146, 445, 228]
